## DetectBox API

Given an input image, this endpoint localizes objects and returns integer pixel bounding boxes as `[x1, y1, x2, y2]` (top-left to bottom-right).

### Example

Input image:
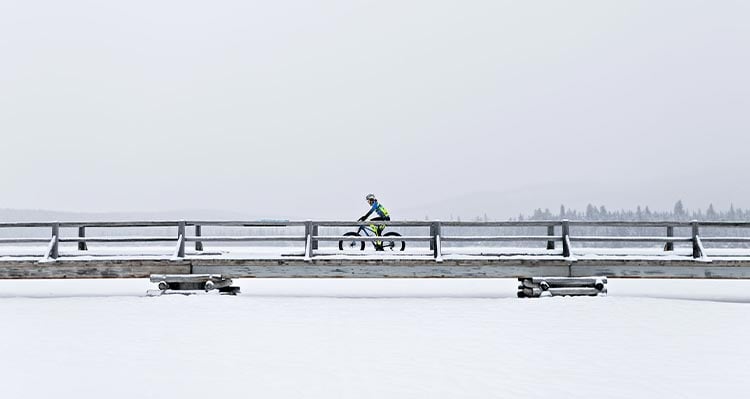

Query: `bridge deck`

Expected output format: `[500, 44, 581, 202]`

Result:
[2, 246, 750, 279]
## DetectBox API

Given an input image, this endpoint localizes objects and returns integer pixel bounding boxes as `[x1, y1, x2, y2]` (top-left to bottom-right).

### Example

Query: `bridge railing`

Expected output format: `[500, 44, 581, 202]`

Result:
[1, 220, 750, 261]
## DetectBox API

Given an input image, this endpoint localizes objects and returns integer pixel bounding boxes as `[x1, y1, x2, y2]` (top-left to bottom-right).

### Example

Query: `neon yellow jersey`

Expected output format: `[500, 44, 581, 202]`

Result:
[372, 202, 389, 218]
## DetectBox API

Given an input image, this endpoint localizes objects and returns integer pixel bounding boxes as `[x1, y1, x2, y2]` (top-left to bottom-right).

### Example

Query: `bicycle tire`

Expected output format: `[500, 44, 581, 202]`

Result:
[383, 232, 406, 251]
[339, 231, 365, 251]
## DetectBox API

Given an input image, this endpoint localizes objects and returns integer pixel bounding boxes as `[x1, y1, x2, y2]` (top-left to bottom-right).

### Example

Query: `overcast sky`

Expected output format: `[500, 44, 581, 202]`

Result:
[1, 0, 748, 220]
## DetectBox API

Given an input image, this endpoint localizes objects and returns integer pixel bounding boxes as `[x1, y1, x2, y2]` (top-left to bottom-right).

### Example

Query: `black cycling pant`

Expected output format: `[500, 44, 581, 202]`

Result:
[370, 216, 390, 236]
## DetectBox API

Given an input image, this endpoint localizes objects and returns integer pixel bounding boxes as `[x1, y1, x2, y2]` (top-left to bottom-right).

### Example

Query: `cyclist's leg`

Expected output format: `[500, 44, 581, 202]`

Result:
[371, 217, 386, 236]
[371, 217, 385, 249]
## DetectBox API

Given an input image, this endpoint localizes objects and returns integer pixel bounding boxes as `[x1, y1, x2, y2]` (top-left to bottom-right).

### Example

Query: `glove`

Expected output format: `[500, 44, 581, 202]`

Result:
[358, 217, 365, 222]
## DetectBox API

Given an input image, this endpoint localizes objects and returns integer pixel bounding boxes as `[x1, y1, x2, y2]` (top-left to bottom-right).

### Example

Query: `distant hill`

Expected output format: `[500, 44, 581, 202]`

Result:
[0, 208, 256, 222]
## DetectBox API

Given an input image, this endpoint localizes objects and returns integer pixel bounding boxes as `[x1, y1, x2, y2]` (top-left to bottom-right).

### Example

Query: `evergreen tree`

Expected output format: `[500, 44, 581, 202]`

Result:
[507, 200, 750, 223]
[674, 200, 685, 218]
[706, 204, 716, 219]
[586, 204, 596, 219]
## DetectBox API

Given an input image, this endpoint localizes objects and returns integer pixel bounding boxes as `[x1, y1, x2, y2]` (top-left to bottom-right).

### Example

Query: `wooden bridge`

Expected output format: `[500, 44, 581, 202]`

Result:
[2, 220, 750, 279]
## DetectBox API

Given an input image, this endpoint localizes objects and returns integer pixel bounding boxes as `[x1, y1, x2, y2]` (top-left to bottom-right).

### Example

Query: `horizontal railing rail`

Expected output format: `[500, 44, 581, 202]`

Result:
[569, 236, 693, 242]
[442, 236, 562, 241]
[0, 219, 745, 229]
[184, 236, 306, 242]
[1, 219, 750, 262]
[59, 237, 177, 243]
[0, 238, 54, 244]
[566, 221, 693, 227]
[315, 235, 434, 242]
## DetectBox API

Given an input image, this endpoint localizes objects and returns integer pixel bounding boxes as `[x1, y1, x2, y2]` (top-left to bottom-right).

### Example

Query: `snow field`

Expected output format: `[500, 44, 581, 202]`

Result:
[0, 278, 748, 398]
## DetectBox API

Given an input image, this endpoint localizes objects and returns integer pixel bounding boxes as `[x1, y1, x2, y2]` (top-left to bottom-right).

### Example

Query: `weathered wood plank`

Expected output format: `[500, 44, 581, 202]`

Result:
[572, 259, 750, 279]
[0, 260, 191, 279]
[192, 263, 571, 279]
[2, 256, 750, 279]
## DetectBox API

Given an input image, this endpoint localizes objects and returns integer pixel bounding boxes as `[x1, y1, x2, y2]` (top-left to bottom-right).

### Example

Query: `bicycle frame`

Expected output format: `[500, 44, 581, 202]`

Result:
[356, 224, 383, 237]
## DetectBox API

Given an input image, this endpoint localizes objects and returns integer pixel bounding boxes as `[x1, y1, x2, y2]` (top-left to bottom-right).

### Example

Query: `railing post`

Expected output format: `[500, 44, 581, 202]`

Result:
[432, 221, 442, 259]
[665, 226, 674, 251]
[304, 220, 314, 259]
[78, 226, 88, 251]
[177, 221, 186, 258]
[561, 219, 570, 257]
[312, 223, 319, 250]
[546, 225, 555, 250]
[51, 223, 60, 259]
[429, 223, 436, 251]
[692, 220, 701, 258]
[195, 225, 203, 251]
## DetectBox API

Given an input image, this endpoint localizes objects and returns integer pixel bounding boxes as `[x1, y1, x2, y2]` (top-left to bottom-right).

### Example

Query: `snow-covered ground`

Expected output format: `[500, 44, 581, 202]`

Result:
[1, 278, 748, 398]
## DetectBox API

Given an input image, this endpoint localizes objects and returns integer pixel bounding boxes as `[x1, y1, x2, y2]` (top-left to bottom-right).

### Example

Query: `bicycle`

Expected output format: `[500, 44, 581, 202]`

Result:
[338, 223, 406, 251]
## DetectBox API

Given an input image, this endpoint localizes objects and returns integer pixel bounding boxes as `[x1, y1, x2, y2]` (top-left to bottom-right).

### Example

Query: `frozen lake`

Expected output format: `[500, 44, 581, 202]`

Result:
[1, 278, 748, 398]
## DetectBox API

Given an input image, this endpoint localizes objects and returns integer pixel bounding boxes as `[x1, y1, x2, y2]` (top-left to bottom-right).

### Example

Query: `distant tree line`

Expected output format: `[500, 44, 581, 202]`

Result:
[512, 200, 750, 221]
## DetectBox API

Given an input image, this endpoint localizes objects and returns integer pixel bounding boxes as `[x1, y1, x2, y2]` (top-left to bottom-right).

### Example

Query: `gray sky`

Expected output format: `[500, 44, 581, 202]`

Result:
[1, 0, 748, 220]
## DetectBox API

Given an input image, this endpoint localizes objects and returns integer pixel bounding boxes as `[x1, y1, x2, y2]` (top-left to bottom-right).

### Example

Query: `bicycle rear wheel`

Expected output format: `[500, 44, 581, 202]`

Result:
[382, 232, 406, 251]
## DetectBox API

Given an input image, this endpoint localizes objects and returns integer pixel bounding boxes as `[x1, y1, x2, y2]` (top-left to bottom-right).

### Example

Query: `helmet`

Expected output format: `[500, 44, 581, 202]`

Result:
[365, 194, 376, 201]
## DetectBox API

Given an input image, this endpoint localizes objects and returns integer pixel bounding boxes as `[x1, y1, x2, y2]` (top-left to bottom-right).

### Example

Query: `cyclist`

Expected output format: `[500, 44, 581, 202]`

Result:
[358, 194, 390, 249]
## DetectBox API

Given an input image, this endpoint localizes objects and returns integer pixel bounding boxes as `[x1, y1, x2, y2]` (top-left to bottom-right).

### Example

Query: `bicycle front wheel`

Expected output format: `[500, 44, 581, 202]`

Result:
[339, 232, 365, 251]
